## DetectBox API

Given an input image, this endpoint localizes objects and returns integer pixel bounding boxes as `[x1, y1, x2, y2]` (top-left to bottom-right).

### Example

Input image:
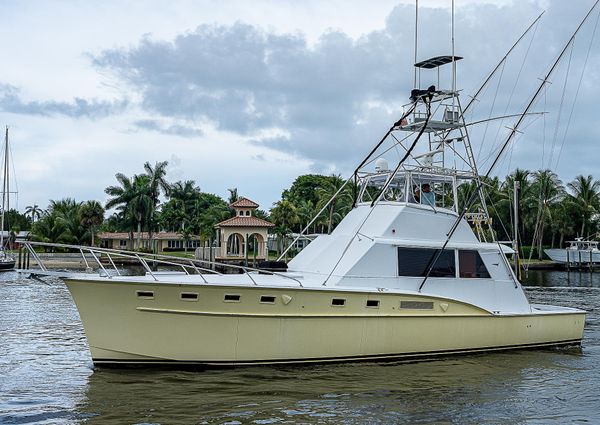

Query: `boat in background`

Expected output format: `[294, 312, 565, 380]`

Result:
[545, 238, 600, 264]
[1, 126, 16, 271]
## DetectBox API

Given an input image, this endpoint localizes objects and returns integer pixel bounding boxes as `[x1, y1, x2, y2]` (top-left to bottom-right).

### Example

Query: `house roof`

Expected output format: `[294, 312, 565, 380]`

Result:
[216, 216, 274, 228]
[97, 231, 199, 240]
[230, 197, 259, 209]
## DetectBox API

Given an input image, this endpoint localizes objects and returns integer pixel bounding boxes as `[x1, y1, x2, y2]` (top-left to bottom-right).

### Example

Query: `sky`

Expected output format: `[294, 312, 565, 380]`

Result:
[1, 0, 600, 213]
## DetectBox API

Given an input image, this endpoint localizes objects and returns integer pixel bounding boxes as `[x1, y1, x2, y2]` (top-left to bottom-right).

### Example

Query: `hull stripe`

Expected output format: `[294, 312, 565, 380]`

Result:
[92, 338, 582, 367]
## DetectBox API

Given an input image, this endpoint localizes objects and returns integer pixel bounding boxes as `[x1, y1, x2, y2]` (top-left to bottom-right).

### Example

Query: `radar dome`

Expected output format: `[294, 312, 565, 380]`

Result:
[375, 157, 389, 173]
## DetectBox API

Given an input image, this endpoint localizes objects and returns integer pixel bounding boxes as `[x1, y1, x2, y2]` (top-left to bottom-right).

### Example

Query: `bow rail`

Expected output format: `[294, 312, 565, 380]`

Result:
[19, 241, 303, 287]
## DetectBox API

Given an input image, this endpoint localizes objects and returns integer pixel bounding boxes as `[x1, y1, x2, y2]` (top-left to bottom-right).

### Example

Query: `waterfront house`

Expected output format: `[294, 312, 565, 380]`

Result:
[98, 231, 200, 251]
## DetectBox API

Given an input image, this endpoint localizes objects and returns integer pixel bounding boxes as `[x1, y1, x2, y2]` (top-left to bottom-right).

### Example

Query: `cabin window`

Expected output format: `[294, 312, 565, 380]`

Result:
[331, 298, 346, 306]
[180, 292, 198, 301]
[459, 250, 491, 278]
[397, 247, 456, 278]
[366, 299, 380, 308]
[224, 294, 241, 302]
[136, 290, 154, 299]
[260, 295, 276, 304]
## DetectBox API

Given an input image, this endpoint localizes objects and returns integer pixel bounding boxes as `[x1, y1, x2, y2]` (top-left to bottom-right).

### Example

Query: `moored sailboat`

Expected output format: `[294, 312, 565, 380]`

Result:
[0, 127, 16, 271]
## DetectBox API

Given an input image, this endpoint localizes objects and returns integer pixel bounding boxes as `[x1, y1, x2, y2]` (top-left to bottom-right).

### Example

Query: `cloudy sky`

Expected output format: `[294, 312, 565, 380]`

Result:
[2, 0, 599, 212]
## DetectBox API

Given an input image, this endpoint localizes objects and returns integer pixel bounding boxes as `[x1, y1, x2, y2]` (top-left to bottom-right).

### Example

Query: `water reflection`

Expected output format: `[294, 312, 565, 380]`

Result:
[1, 271, 600, 424]
[78, 349, 588, 425]
[523, 269, 600, 288]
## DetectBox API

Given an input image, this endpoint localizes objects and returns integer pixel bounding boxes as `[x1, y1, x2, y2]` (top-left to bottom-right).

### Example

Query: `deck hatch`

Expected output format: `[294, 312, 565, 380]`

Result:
[400, 300, 434, 310]
[136, 290, 154, 299]
[331, 298, 346, 306]
[224, 294, 241, 302]
[180, 292, 199, 301]
[366, 300, 380, 308]
[260, 295, 276, 304]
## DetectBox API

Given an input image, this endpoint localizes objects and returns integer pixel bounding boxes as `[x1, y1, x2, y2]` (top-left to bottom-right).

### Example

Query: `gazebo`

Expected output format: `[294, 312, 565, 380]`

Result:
[214, 198, 274, 263]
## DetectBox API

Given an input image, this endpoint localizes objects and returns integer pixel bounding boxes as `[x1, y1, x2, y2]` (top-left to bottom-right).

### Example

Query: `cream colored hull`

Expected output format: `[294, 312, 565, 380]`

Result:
[65, 279, 585, 366]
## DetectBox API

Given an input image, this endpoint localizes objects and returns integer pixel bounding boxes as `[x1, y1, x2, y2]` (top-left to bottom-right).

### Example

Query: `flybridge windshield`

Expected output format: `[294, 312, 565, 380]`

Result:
[358, 171, 458, 211]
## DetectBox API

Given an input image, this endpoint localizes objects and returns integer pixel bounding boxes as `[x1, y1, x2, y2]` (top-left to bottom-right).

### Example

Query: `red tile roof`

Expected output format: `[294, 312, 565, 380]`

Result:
[216, 216, 274, 228]
[230, 197, 259, 208]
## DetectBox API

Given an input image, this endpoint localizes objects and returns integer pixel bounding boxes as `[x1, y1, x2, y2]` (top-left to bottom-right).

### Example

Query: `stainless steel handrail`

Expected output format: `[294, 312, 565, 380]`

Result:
[20, 241, 303, 287]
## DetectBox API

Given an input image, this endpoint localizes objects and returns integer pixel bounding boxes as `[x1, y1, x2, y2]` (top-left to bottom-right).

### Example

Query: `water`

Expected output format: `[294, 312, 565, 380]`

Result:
[1, 270, 600, 424]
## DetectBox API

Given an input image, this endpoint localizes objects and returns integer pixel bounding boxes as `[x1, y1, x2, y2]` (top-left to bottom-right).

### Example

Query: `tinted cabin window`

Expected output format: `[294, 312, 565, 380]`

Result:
[459, 250, 491, 278]
[397, 247, 456, 278]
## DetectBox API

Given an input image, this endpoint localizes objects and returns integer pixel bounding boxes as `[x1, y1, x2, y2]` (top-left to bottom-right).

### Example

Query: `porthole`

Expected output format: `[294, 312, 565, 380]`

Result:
[180, 292, 198, 301]
[224, 294, 241, 302]
[260, 295, 276, 304]
[136, 290, 154, 299]
[366, 300, 380, 308]
[331, 298, 346, 307]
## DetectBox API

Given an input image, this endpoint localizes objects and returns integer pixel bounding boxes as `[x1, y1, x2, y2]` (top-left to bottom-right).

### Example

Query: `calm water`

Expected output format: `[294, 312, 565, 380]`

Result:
[1, 270, 600, 424]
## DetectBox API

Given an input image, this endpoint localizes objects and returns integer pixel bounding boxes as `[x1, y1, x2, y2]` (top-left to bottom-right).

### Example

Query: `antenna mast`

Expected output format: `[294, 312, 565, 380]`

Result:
[414, 0, 419, 88]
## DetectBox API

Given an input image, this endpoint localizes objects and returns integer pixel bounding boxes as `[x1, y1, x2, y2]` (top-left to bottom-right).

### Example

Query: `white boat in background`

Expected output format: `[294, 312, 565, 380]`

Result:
[20, 3, 594, 366]
[545, 238, 600, 264]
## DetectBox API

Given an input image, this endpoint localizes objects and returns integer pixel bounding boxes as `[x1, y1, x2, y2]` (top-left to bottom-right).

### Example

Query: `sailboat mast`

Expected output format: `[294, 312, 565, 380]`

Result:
[0, 127, 7, 247]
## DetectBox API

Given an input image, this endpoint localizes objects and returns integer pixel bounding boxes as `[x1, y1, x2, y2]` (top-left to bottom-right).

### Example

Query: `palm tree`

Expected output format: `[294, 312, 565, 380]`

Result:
[567, 175, 600, 237]
[316, 174, 353, 234]
[270, 200, 299, 257]
[227, 188, 239, 205]
[296, 200, 316, 233]
[170, 180, 201, 228]
[105, 173, 153, 250]
[80, 200, 105, 246]
[529, 170, 564, 259]
[25, 204, 42, 224]
[144, 161, 169, 248]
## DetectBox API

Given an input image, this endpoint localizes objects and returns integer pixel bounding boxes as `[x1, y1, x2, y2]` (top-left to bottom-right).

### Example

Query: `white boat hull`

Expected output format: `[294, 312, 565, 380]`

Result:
[66, 279, 585, 366]
[545, 248, 600, 264]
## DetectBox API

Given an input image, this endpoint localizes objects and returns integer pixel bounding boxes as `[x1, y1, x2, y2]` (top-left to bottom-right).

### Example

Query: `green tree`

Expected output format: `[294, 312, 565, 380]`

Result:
[105, 173, 153, 250]
[316, 174, 353, 234]
[80, 200, 105, 246]
[144, 160, 169, 245]
[567, 174, 600, 237]
[25, 204, 42, 224]
[529, 170, 564, 259]
[270, 199, 299, 257]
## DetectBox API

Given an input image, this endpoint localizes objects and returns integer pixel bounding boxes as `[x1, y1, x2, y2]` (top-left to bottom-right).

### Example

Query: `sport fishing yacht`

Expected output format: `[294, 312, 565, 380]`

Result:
[545, 238, 600, 264]
[22, 4, 592, 366]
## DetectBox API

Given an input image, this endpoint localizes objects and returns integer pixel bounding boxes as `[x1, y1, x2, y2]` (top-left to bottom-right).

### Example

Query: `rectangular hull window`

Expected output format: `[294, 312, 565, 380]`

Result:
[397, 247, 456, 277]
[459, 250, 491, 278]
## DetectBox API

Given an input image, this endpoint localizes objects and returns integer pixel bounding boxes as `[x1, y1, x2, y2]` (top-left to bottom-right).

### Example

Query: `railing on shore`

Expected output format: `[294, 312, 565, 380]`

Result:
[19, 241, 302, 287]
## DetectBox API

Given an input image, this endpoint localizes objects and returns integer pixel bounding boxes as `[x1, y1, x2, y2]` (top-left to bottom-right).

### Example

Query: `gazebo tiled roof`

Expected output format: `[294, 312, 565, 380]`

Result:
[216, 216, 274, 228]
[230, 197, 259, 208]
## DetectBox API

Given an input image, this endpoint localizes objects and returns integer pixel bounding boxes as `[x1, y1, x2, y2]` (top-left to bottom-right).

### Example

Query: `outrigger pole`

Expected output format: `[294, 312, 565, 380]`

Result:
[418, 0, 600, 292]
[462, 11, 545, 116]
